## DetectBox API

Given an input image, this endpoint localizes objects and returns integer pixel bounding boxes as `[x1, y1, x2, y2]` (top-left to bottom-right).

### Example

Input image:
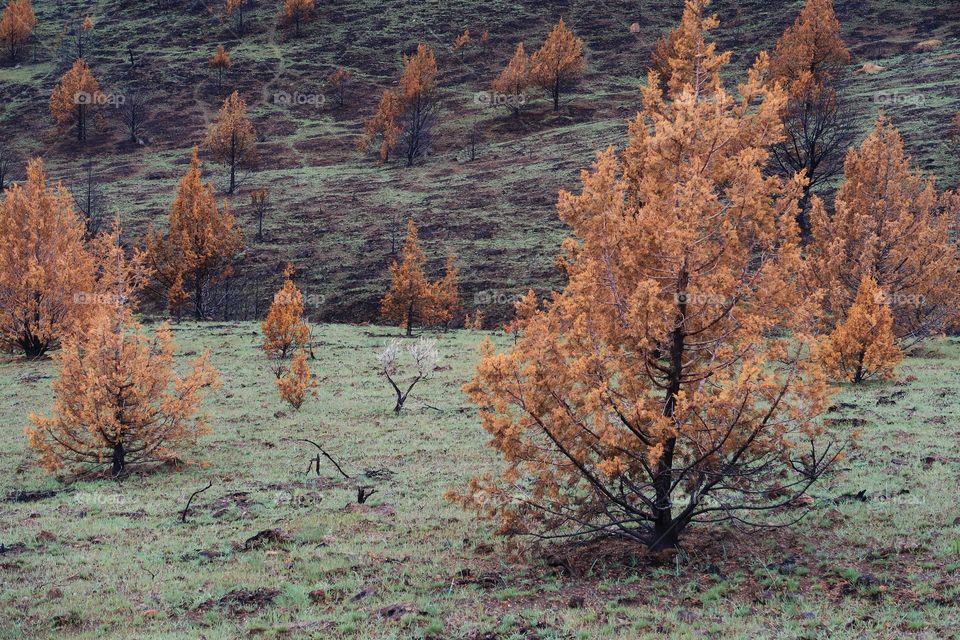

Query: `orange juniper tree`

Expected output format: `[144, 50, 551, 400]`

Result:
[0, 0, 34, 63]
[819, 276, 902, 383]
[277, 349, 316, 410]
[262, 263, 311, 371]
[429, 254, 460, 330]
[449, 0, 844, 550]
[26, 238, 219, 476]
[381, 218, 433, 336]
[491, 42, 531, 116]
[364, 44, 438, 166]
[806, 115, 960, 343]
[454, 29, 471, 61]
[224, 0, 249, 35]
[49, 59, 102, 142]
[209, 44, 231, 93]
[530, 18, 585, 111]
[363, 89, 403, 163]
[0, 159, 95, 357]
[327, 67, 352, 108]
[144, 147, 243, 320]
[205, 90, 257, 194]
[279, 0, 314, 36]
[769, 0, 853, 235]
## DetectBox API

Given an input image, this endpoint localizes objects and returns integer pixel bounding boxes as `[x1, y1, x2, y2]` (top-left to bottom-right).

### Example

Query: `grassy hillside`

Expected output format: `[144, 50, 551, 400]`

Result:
[1, 0, 958, 324]
[1, 323, 960, 638]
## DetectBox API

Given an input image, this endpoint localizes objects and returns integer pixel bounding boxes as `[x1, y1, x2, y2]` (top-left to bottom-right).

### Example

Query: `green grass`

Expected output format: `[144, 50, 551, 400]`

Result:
[1, 322, 959, 638]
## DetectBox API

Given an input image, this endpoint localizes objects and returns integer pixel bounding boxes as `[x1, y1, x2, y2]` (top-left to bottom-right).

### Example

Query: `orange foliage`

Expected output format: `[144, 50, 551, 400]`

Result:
[807, 115, 960, 342]
[262, 264, 311, 366]
[327, 67, 352, 107]
[449, 5, 843, 550]
[364, 44, 438, 165]
[26, 230, 219, 477]
[279, 0, 314, 36]
[769, 0, 850, 91]
[655, 0, 730, 99]
[491, 42, 531, 114]
[204, 90, 257, 194]
[209, 44, 231, 92]
[381, 219, 431, 335]
[530, 18, 585, 111]
[819, 276, 902, 383]
[276, 348, 316, 410]
[454, 29, 471, 59]
[49, 59, 102, 142]
[429, 254, 460, 329]
[0, 0, 35, 63]
[0, 159, 96, 357]
[144, 148, 243, 320]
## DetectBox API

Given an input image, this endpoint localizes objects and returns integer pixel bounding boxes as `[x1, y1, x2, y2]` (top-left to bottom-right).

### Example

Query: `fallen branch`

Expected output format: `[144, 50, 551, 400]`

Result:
[180, 481, 213, 523]
[294, 438, 352, 479]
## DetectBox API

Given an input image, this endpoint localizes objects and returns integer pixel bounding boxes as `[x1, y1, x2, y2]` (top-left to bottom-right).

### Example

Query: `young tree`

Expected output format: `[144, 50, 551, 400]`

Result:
[277, 348, 316, 410]
[448, 0, 844, 551]
[72, 156, 104, 236]
[209, 44, 231, 93]
[491, 42, 531, 116]
[75, 15, 93, 59]
[397, 43, 438, 166]
[381, 219, 434, 336]
[262, 263, 310, 370]
[530, 18, 585, 111]
[224, 0, 249, 35]
[769, 0, 853, 236]
[429, 254, 460, 329]
[0, 159, 95, 357]
[377, 337, 438, 413]
[279, 0, 314, 36]
[49, 59, 102, 142]
[204, 90, 257, 194]
[0, 0, 35, 63]
[807, 116, 960, 343]
[480, 30, 490, 54]
[364, 45, 438, 167]
[117, 90, 147, 143]
[26, 240, 220, 476]
[250, 187, 269, 239]
[363, 89, 403, 163]
[144, 147, 243, 320]
[453, 29, 471, 61]
[327, 67, 352, 108]
[819, 276, 902, 383]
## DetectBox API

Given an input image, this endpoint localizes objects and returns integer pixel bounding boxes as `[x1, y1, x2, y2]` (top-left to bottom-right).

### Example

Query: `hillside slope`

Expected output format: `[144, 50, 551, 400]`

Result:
[2, 0, 958, 323]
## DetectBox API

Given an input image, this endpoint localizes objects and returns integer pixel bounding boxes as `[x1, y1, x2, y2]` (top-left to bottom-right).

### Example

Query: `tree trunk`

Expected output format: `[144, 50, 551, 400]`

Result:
[20, 332, 47, 358]
[111, 443, 125, 477]
[405, 302, 414, 337]
[553, 78, 560, 111]
[194, 279, 204, 320]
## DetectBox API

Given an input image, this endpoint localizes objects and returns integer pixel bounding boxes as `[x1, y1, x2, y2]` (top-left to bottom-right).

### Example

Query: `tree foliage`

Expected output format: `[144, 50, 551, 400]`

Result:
[27, 223, 220, 477]
[204, 90, 257, 194]
[262, 263, 311, 367]
[769, 0, 853, 235]
[279, 0, 314, 36]
[209, 44, 231, 93]
[0, 159, 96, 357]
[450, 0, 844, 550]
[806, 115, 960, 343]
[49, 59, 102, 142]
[144, 147, 243, 320]
[0, 0, 34, 63]
[530, 18, 585, 111]
[276, 348, 316, 410]
[819, 276, 902, 383]
[491, 42, 531, 115]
